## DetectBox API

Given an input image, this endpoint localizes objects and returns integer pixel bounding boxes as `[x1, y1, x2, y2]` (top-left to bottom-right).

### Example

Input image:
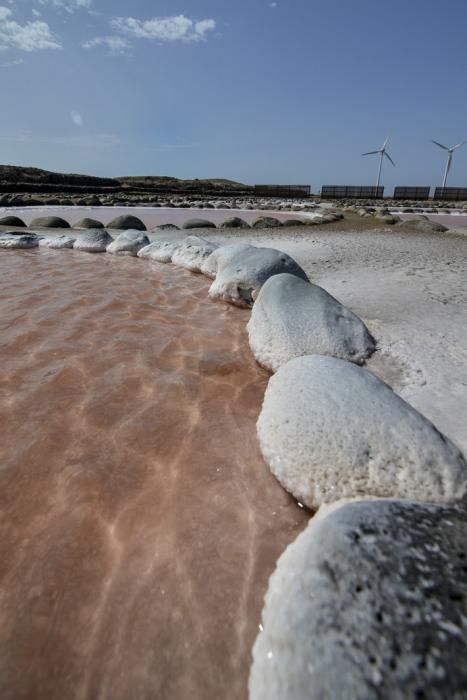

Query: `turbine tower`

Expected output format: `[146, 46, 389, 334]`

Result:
[432, 140, 467, 187]
[362, 137, 395, 188]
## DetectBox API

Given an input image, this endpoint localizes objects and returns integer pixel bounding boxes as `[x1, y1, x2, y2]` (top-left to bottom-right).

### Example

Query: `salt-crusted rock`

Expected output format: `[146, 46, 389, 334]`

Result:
[0, 216, 26, 227]
[39, 235, 76, 249]
[106, 230, 150, 256]
[106, 215, 147, 231]
[250, 498, 467, 700]
[257, 355, 467, 508]
[29, 216, 70, 229]
[171, 236, 218, 272]
[73, 230, 114, 253]
[282, 218, 306, 227]
[182, 218, 216, 230]
[399, 219, 448, 233]
[73, 218, 104, 229]
[200, 243, 254, 279]
[0, 233, 39, 248]
[137, 241, 178, 263]
[207, 245, 308, 308]
[219, 217, 250, 229]
[248, 274, 375, 372]
[252, 217, 283, 228]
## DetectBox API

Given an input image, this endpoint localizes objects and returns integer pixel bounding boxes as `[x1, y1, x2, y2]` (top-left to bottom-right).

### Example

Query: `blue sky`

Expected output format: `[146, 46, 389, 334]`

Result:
[0, 0, 466, 190]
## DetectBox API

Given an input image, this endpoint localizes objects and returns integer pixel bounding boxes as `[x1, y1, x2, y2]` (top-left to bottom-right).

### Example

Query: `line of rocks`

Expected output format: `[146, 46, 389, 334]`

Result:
[1, 223, 466, 698]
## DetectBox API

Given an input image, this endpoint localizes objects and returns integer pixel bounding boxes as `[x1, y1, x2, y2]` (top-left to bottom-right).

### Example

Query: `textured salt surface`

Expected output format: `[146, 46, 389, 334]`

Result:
[0, 250, 307, 700]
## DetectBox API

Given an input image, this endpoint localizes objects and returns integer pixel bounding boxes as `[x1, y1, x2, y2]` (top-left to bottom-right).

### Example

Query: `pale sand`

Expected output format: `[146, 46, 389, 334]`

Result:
[212, 225, 467, 455]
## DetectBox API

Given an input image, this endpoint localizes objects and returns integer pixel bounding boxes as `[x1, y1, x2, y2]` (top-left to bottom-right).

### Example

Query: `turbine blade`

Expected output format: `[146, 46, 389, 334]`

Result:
[452, 140, 467, 150]
[385, 152, 396, 166]
[362, 150, 380, 156]
[447, 153, 453, 174]
[432, 140, 448, 150]
[383, 137, 389, 149]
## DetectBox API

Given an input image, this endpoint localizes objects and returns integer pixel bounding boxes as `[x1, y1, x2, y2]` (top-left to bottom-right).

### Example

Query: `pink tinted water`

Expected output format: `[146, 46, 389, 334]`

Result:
[0, 249, 307, 700]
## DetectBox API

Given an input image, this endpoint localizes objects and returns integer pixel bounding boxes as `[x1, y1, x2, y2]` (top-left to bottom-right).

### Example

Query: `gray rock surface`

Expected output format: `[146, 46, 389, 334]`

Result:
[171, 235, 218, 272]
[250, 498, 467, 700]
[399, 219, 448, 233]
[73, 218, 104, 229]
[0, 216, 26, 227]
[39, 235, 76, 249]
[182, 218, 216, 230]
[257, 355, 467, 508]
[137, 241, 178, 263]
[106, 215, 147, 231]
[73, 230, 114, 253]
[29, 216, 70, 229]
[219, 217, 251, 229]
[152, 223, 180, 231]
[252, 217, 283, 228]
[0, 233, 39, 248]
[106, 230, 150, 256]
[248, 274, 375, 371]
[207, 245, 308, 308]
[200, 243, 253, 279]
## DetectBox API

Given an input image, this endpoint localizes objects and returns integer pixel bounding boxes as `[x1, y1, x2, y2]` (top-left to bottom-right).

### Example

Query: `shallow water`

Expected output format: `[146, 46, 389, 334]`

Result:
[0, 205, 315, 229]
[0, 250, 307, 700]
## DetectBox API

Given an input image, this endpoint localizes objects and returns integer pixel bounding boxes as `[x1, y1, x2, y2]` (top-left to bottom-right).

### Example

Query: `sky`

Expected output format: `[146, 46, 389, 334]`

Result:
[0, 0, 466, 191]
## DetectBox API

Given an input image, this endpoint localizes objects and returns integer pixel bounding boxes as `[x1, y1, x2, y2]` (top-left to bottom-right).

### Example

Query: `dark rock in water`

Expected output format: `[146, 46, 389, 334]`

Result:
[250, 498, 467, 700]
[282, 219, 306, 227]
[73, 218, 104, 229]
[153, 223, 180, 231]
[106, 215, 147, 231]
[219, 217, 251, 229]
[0, 216, 26, 228]
[73, 230, 114, 253]
[182, 219, 217, 230]
[0, 233, 39, 248]
[252, 217, 283, 228]
[29, 216, 70, 229]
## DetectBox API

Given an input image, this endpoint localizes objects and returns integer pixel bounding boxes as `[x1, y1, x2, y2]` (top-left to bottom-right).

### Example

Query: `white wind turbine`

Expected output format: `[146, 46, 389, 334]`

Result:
[362, 137, 395, 188]
[432, 139, 467, 187]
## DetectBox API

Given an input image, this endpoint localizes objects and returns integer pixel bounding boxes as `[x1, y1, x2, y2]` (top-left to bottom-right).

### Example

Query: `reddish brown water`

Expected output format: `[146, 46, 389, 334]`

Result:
[0, 250, 307, 700]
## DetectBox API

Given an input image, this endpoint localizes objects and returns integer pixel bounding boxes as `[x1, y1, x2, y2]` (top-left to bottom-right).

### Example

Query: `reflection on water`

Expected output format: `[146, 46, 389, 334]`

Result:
[0, 250, 307, 700]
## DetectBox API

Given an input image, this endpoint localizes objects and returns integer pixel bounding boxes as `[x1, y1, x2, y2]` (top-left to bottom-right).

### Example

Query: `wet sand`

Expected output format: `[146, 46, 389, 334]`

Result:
[0, 250, 308, 700]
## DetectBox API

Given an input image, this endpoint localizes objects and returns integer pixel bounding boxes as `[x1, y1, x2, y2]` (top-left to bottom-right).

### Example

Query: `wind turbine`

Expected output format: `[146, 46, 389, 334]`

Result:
[362, 137, 395, 188]
[432, 139, 467, 187]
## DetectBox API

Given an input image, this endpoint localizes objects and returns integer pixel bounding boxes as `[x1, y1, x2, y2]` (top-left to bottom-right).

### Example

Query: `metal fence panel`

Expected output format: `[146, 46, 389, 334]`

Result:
[433, 187, 467, 201]
[321, 186, 384, 199]
[253, 184, 311, 198]
[393, 187, 431, 200]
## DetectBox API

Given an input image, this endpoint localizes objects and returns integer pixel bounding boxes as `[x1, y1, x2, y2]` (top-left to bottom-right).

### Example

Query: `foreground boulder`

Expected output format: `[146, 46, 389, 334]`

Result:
[39, 235, 76, 249]
[257, 355, 467, 508]
[182, 218, 216, 230]
[250, 498, 467, 700]
[73, 218, 104, 229]
[29, 216, 70, 229]
[399, 218, 448, 233]
[106, 215, 146, 231]
[171, 236, 218, 272]
[106, 230, 150, 256]
[200, 242, 253, 279]
[73, 230, 114, 253]
[248, 274, 375, 371]
[0, 233, 39, 249]
[137, 241, 178, 263]
[206, 245, 308, 307]
[0, 216, 26, 227]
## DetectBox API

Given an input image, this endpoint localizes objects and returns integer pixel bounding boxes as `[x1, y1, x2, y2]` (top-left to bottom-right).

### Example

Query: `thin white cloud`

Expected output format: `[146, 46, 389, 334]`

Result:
[38, 0, 92, 14]
[111, 14, 216, 43]
[81, 35, 130, 55]
[0, 6, 62, 51]
[71, 110, 83, 127]
[32, 9, 41, 17]
[0, 57, 24, 66]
